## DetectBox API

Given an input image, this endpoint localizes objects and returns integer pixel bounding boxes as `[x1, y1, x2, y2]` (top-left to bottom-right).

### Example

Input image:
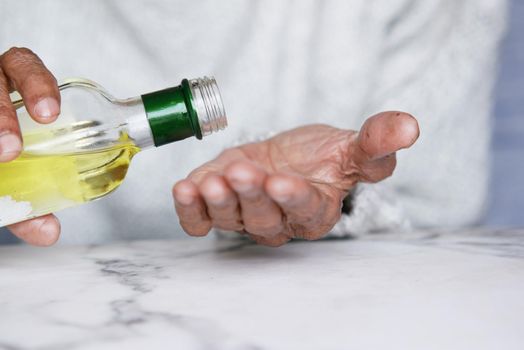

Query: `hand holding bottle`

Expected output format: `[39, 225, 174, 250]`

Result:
[173, 113, 420, 247]
[0, 47, 61, 246]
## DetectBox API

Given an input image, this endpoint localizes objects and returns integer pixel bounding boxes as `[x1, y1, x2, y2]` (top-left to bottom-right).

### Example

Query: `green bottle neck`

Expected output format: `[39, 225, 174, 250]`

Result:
[141, 79, 202, 147]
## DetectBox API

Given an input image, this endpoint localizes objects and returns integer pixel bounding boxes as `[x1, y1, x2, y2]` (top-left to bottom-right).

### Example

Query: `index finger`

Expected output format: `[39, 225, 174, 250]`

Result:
[0, 47, 61, 162]
[0, 47, 60, 124]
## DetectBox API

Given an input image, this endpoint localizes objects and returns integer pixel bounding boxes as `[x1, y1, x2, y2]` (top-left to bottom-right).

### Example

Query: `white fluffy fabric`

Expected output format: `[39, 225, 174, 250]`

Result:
[331, 183, 411, 238]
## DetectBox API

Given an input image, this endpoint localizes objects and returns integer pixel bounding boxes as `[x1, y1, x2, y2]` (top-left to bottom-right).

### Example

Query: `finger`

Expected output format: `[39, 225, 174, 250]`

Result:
[347, 111, 420, 182]
[0, 47, 60, 123]
[7, 214, 60, 247]
[224, 161, 283, 238]
[173, 179, 212, 237]
[358, 111, 419, 160]
[249, 233, 291, 247]
[199, 174, 243, 231]
[0, 69, 22, 162]
[266, 174, 334, 240]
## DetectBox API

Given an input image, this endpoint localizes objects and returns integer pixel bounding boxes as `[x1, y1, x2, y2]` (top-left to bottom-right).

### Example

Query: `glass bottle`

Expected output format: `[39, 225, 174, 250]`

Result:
[0, 76, 227, 227]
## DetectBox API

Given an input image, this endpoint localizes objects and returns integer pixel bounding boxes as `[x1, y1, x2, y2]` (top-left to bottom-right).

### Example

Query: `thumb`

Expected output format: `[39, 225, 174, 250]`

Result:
[8, 214, 61, 246]
[347, 111, 420, 183]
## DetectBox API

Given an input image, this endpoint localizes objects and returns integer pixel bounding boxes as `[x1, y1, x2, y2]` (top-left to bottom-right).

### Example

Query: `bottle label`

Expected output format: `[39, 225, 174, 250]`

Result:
[0, 196, 33, 227]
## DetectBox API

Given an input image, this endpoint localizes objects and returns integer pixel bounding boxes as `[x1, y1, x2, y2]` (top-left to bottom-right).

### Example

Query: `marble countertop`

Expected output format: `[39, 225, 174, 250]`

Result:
[1, 229, 523, 350]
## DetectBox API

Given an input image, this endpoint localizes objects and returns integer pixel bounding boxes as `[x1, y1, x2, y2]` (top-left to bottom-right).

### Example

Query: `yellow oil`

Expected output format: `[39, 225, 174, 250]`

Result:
[0, 126, 140, 223]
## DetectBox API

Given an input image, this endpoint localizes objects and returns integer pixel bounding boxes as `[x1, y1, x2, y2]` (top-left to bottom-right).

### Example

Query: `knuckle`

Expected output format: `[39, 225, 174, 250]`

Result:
[18, 70, 55, 94]
[0, 104, 15, 119]
[4, 47, 35, 60]
[1, 47, 57, 94]
[2, 47, 38, 71]
[0, 106, 17, 130]
[187, 167, 215, 184]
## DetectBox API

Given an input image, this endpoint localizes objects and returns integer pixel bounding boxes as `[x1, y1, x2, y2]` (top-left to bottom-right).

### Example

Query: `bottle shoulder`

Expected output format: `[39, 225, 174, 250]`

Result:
[14, 78, 148, 155]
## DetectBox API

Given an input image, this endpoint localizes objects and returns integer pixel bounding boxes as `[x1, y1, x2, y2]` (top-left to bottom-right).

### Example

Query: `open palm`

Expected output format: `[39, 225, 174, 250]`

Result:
[173, 111, 419, 246]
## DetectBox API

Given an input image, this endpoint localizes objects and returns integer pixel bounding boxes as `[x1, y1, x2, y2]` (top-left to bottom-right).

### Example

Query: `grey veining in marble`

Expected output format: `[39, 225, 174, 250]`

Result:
[1, 229, 523, 350]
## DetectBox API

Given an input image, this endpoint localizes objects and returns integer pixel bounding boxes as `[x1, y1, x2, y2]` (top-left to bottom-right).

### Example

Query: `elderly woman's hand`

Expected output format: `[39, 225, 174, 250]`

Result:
[173, 112, 420, 246]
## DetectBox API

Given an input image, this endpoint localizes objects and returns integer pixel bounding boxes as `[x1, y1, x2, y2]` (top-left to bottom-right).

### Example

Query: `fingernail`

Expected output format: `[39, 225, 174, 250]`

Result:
[268, 179, 294, 203]
[271, 189, 292, 203]
[0, 133, 22, 161]
[272, 193, 292, 203]
[230, 180, 254, 193]
[205, 187, 227, 205]
[39, 220, 56, 238]
[38, 219, 59, 245]
[34, 97, 59, 119]
[176, 192, 194, 206]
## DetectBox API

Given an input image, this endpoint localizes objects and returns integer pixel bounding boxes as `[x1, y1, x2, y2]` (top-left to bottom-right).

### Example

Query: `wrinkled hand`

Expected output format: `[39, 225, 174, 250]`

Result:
[173, 112, 419, 246]
[0, 47, 61, 246]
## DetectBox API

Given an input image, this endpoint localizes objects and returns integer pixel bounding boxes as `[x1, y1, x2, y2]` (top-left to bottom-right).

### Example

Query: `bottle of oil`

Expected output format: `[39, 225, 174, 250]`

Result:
[0, 77, 227, 227]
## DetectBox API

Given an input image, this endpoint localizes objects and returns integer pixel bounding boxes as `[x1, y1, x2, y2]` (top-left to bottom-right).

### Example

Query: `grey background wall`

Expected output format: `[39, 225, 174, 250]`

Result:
[485, 0, 524, 226]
